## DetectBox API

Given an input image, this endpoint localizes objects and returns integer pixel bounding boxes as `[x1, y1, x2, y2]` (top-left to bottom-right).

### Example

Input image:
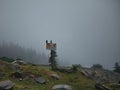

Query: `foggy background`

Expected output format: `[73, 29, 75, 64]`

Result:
[0, 0, 120, 70]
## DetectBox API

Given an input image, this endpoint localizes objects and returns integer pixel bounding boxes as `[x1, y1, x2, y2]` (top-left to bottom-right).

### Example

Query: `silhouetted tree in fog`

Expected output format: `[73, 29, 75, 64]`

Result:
[0, 42, 48, 64]
[91, 64, 103, 69]
[114, 62, 120, 73]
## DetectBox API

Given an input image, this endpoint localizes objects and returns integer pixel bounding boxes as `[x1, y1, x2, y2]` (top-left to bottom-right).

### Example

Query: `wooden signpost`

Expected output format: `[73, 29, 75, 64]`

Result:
[46, 40, 56, 50]
[46, 40, 57, 70]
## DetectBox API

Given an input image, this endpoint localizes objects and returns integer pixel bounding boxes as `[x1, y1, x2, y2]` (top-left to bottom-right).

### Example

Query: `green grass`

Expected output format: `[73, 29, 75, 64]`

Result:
[0, 61, 97, 90]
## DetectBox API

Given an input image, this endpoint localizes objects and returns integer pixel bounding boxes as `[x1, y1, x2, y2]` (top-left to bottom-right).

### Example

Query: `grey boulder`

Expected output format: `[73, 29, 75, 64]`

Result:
[0, 80, 15, 90]
[35, 77, 46, 84]
[52, 84, 72, 90]
[51, 74, 60, 80]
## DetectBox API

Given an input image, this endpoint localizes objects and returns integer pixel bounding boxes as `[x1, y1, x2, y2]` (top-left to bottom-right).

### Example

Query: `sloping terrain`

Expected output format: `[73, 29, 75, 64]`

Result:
[0, 60, 120, 90]
[0, 60, 97, 90]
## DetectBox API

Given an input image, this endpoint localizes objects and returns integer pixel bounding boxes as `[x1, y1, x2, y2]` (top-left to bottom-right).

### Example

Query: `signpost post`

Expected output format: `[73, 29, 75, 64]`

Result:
[46, 40, 57, 70]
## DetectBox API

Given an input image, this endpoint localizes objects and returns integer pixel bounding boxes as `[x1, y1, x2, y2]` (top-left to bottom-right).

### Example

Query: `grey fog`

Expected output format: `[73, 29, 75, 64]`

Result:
[0, 0, 120, 70]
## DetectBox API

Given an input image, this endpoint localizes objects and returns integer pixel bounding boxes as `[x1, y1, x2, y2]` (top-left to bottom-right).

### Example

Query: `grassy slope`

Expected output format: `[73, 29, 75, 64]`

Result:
[0, 60, 97, 90]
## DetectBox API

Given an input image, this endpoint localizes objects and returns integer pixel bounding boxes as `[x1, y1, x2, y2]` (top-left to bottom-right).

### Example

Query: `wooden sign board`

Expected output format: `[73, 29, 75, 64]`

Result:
[46, 43, 56, 50]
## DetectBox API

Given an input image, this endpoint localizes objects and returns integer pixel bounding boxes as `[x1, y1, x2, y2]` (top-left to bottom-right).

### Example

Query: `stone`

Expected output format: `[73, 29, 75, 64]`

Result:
[51, 74, 60, 80]
[81, 70, 90, 77]
[11, 71, 23, 79]
[35, 77, 46, 84]
[29, 74, 35, 78]
[19, 78, 23, 81]
[52, 84, 72, 90]
[95, 83, 110, 90]
[0, 80, 15, 90]
[12, 60, 27, 65]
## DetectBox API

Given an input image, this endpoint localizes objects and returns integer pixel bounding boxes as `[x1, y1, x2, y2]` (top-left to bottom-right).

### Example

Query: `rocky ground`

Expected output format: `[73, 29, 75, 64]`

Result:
[0, 59, 120, 90]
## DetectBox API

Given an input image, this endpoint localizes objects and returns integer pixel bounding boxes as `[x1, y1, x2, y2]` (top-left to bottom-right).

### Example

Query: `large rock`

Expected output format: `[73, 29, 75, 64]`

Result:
[0, 80, 15, 90]
[12, 60, 27, 65]
[95, 83, 110, 90]
[81, 70, 90, 77]
[52, 84, 72, 90]
[35, 77, 46, 84]
[51, 74, 60, 80]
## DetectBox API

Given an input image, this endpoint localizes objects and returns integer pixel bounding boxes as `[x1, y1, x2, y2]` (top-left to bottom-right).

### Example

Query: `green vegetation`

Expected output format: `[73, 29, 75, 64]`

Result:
[91, 64, 103, 69]
[113, 62, 120, 73]
[72, 64, 79, 72]
[0, 57, 15, 63]
[0, 60, 97, 90]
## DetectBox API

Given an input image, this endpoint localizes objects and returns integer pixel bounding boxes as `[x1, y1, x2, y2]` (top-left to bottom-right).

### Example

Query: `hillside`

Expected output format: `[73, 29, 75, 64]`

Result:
[0, 60, 120, 90]
[0, 60, 96, 90]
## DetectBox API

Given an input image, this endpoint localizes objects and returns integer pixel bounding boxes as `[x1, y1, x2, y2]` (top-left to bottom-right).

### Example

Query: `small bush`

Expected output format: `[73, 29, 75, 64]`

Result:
[113, 62, 120, 73]
[0, 57, 15, 63]
[72, 64, 78, 72]
[91, 64, 103, 69]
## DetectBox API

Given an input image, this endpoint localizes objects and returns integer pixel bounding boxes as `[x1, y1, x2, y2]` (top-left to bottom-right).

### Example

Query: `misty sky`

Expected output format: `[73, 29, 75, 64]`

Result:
[0, 0, 120, 69]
